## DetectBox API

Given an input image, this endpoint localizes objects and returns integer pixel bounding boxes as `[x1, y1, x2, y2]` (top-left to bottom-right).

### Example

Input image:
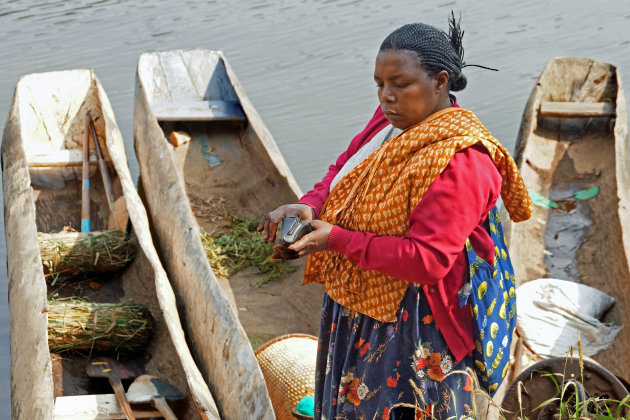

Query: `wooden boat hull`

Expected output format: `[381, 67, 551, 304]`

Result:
[2, 69, 219, 419]
[504, 57, 630, 379]
[134, 49, 325, 419]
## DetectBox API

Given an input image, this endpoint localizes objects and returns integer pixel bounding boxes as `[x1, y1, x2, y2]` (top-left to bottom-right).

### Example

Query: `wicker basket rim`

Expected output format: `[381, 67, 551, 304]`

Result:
[254, 333, 317, 356]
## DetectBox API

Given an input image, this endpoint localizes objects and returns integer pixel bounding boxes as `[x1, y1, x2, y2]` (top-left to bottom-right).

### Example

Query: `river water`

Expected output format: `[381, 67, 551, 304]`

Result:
[1, 0, 629, 416]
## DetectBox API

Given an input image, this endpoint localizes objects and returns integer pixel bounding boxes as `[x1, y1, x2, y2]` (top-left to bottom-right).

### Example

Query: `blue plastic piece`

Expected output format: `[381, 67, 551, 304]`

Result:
[296, 395, 314, 416]
[528, 189, 558, 209]
[574, 185, 599, 200]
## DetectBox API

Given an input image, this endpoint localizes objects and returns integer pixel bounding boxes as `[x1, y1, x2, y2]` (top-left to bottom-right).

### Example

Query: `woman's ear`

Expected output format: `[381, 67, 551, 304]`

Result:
[435, 70, 450, 92]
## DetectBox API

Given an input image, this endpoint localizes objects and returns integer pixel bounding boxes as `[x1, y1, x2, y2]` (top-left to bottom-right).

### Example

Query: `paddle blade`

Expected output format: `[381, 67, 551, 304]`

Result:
[127, 375, 185, 404]
[86, 357, 142, 380]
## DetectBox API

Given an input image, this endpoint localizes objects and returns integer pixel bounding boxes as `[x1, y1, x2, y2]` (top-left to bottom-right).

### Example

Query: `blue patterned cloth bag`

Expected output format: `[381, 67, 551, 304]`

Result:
[459, 206, 517, 396]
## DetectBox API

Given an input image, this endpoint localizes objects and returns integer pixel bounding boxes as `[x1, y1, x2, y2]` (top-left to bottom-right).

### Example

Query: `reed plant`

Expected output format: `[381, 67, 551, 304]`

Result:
[478, 343, 630, 419]
[505, 342, 630, 419]
[39, 229, 137, 277]
[47, 297, 152, 356]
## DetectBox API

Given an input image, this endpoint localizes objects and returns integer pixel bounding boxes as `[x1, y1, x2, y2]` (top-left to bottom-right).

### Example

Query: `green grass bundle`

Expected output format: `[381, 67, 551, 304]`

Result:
[200, 214, 295, 285]
[39, 230, 137, 277]
[47, 298, 152, 355]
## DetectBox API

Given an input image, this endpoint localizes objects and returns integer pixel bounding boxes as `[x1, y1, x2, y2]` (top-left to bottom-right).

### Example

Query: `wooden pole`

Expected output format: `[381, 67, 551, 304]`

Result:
[81, 113, 91, 232]
[88, 112, 118, 229]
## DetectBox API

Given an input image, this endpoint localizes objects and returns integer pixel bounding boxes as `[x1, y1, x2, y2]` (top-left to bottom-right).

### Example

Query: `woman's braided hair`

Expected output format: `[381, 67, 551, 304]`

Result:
[379, 12, 467, 91]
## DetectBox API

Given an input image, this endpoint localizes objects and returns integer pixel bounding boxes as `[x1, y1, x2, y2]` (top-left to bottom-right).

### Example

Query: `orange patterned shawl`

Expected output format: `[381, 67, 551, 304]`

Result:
[303, 107, 531, 322]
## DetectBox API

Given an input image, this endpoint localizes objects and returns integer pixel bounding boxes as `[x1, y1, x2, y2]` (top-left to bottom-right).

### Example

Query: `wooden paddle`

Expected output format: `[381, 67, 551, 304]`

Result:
[126, 375, 186, 420]
[87, 112, 119, 230]
[81, 113, 91, 232]
[86, 357, 142, 420]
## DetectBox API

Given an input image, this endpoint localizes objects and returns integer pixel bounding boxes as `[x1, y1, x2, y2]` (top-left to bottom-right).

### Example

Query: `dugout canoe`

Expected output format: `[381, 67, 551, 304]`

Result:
[503, 57, 630, 379]
[2, 69, 219, 419]
[134, 49, 324, 419]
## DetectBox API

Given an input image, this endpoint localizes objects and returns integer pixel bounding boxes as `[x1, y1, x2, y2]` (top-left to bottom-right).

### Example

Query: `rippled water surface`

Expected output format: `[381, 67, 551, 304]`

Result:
[1, 0, 629, 416]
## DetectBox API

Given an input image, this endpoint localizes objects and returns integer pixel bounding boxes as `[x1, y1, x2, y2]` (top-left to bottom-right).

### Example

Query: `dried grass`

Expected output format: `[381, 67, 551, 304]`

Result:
[200, 212, 295, 285]
[39, 229, 137, 277]
[47, 297, 152, 355]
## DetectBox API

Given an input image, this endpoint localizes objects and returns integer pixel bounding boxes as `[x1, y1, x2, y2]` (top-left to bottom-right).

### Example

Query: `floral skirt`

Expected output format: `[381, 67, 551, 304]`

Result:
[315, 284, 474, 420]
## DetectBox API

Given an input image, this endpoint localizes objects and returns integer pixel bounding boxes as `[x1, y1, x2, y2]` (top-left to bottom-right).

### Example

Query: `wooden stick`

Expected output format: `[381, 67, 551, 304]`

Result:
[108, 375, 136, 420]
[88, 112, 118, 228]
[81, 114, 91, 232]
[152, 397, 178, 420]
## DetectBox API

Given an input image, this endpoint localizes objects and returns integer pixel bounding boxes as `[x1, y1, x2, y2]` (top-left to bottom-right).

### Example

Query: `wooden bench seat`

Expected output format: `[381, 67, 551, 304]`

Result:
[27, 150, 99, 167]
[539, 101, 616, 118]
[150, 100, 246, 122]
[54, 394, 161, 419]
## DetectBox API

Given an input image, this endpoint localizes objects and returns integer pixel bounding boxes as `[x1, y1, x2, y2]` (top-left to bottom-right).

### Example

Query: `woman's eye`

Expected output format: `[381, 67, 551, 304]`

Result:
[395, 83, 408, 88]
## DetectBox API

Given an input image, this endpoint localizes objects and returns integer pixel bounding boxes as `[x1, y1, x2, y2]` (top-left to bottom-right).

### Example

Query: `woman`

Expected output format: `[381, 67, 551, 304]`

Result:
[259, 16, 531, 420]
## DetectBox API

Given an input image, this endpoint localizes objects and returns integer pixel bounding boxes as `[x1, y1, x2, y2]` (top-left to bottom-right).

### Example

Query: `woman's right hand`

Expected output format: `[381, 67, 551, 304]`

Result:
[257, 203, 316, 243]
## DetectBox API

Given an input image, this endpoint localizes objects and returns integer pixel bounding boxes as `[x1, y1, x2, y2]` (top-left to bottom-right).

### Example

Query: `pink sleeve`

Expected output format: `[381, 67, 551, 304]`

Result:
[298, 107, 389, 216]
[326, 145, 501, 284]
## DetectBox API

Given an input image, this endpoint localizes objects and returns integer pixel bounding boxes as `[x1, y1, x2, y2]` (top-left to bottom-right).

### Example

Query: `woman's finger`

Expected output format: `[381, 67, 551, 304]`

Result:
[256, 215, 266, 232]
[297, 247, 309, 258]
[297, 239, 317, 258]
[258, 212, 273, 239]
[262, 219, 270, 241]
[288, 232, 311, 253]
[268, 218, 280, 243]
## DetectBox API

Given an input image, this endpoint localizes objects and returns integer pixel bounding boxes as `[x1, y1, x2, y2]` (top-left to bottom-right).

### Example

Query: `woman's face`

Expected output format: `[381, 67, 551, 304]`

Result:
[374, 49, 449, 130]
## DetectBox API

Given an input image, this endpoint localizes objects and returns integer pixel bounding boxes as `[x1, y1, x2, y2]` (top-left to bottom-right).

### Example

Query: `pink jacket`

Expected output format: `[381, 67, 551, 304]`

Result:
[299, 106, 502, 362]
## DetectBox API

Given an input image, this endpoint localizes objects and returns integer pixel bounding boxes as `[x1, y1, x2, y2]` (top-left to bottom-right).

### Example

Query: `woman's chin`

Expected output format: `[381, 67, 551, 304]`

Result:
[386, 115, 408, 129]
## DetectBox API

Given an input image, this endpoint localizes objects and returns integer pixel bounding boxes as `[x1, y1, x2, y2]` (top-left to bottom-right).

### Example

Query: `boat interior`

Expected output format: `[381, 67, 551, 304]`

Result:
[139, 50, 324, 344]
[509, 58, 630, 378]
[19, 70, 199, 418]
[139, 50, 299, 230]
[513, 60, 624, 289]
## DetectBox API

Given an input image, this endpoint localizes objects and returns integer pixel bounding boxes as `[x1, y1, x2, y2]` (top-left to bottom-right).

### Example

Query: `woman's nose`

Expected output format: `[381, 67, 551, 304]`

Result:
[381, 87, 396, 102]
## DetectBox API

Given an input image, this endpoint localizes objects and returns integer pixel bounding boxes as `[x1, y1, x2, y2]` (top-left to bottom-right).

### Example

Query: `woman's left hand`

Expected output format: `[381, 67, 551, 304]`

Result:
[288, 220, 334, 257]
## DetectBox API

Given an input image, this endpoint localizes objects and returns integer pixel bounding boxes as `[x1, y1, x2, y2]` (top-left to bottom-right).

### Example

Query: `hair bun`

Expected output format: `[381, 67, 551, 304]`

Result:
[450, 73, 467, 92]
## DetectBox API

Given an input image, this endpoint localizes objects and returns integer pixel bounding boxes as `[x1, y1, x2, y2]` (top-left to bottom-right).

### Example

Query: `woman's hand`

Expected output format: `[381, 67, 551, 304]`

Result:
[257, 204, 316, 243]
[270, 244, 299, 260]
[288, 220, 333, 258]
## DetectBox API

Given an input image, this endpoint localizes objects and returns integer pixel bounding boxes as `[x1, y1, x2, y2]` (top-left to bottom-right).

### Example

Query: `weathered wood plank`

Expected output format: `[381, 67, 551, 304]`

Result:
[54, 394, 161, 419]
[181, 50, 239, 102]
[2, 87, 55, 420]
[136, 53, 172, 103]
[540, 101, 616, 118]
[151, 100, 245, 121]
[158, 51, 200, 101]
[27, 150, 99, 167]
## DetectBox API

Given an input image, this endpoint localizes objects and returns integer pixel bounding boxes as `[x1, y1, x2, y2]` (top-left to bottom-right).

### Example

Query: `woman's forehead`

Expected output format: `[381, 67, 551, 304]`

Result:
[374, 50, 427, 77]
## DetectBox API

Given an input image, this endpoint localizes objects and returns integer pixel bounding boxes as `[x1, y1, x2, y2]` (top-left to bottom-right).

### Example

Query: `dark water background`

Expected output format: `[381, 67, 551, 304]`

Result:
[1, 0, 629, 416]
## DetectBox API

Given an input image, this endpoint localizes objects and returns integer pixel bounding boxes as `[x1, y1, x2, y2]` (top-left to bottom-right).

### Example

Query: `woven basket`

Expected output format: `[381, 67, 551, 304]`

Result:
[255, 334, 317, 420]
